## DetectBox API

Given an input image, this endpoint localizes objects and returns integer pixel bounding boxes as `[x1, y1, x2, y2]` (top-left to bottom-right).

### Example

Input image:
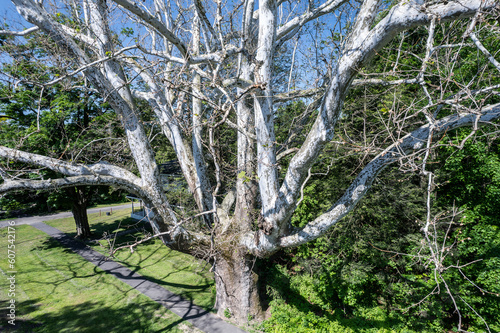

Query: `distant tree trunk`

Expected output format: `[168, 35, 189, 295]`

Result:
[69, 186, 91, 239]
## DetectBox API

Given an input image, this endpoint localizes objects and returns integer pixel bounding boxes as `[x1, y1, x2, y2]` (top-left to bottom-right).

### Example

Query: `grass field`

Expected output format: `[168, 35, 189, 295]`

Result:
[0, 209, 214, 332]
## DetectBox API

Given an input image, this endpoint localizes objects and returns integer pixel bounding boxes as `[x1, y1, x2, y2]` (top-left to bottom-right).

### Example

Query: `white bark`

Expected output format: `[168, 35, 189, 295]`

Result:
[235, 62, 257, 226]
[279, 103, 500, 247]
[112, 0, 188, 57]
[0, 146, 141, 185]
[243, 102, 500, 254]
[276, 0, 347, 43]
[267, 0, 497, 234]
[469, 32, 500, 71]
[0, 175, 142, 195]
[4, 0, 497, 249]
[254, 0, 279, 224]
[192, 14, 214, 221]
[2, 0, 499, 322]
[0, 26, 39, 36]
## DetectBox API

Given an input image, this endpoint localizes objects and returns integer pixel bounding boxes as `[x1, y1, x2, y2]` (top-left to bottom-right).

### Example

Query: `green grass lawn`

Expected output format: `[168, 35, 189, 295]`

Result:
[45, 209, 216, 310]
[0, 209, 214, 332]
[0, 201, 129, 222]
[44, 208, 137, 236]
[88, 202, 131, 209]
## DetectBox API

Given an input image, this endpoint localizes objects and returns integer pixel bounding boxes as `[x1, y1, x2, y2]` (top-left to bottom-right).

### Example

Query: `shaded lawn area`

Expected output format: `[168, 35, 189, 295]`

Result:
[45, 209, 216, 311]
[0, 210, 213, 332]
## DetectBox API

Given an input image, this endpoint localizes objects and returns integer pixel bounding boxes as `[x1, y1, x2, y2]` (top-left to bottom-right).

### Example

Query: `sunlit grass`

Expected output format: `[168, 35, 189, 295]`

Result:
[45, 209, 216, 311]
[0, 209, 214, 332]
[45, 208, 134, 236]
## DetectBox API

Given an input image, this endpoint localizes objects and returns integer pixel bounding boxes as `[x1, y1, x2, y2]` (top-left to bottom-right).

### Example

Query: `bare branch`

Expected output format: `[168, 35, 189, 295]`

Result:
[0, 146, 141, 186]
[276, 0, 348, 43]
[43, 45, 138, 87]
[0, 175, 142, 195]
[0, 26, 39, 36]
[268, 0, 497, 236]
[111, 0, 188, 57]
[58, 24, 96, 47]
[276, 102, 500, 248]
[352, 77, 419, 86]
[273, 87, 325, 102]
[194, 0, 217, 39]
[110, 209, 215, 256]
[470, 32, 500, 71]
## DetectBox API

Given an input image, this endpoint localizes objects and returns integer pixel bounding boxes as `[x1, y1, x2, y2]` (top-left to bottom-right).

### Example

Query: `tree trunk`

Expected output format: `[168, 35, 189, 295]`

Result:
[214, 252, 263, 324]
[70, 186, 91, 239]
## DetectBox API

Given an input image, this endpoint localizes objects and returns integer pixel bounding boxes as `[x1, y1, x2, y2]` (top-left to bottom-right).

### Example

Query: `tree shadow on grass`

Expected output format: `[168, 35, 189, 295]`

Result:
[0, 300, 43, 333]
[57, 215, 149, 240]
[30, 237, 75, 254]
[90, 216, 149, 238]
[30, 230, 215, 313]
[0, 299, 192, 333]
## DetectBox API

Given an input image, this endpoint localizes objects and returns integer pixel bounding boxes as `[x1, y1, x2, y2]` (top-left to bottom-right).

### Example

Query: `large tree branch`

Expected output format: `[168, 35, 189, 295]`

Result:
[273, 87, 325, 102]
[254, 0, 279, 223]
[0, 146, 142, 187]
[0, 174, 211, 248]
[279, 102, 500, 248]
[111, 0, 188, 58]
[242, 102, 500, 255]
[352, 77, 419, 86]
[276, 0, 348, 43]
[12, 0, 93, 67]
[136, 42, 240, 66]
[346, 0, 382, 50]
[0, 175, 142, 195]
[269, 0, 497, 235]
[128, 62, 216, 214]
[194, 0, 217, 40]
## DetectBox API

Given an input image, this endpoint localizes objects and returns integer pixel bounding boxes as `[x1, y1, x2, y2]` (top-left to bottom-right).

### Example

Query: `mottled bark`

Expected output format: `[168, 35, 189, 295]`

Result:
[3, 0, 499, 326]
[68, 187, 91, 239]
[214, 245, 263, 322]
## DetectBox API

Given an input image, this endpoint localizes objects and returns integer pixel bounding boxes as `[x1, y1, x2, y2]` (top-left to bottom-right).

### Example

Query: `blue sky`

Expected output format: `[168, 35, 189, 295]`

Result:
[0, 0, 15, 9]
[0, 1, 24, 29]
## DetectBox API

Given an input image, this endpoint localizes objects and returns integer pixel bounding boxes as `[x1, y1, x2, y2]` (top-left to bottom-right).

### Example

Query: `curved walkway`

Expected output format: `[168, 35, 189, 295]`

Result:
[1, 207, 247, 333]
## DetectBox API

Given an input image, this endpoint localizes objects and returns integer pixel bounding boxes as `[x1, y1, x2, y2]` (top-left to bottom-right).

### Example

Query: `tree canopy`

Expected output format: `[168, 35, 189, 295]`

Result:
[0, 0, 499, 328]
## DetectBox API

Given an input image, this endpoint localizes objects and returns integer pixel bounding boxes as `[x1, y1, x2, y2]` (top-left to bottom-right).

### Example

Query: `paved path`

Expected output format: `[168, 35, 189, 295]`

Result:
[0, 203, 133, 228]
[2, 208, 247, 333]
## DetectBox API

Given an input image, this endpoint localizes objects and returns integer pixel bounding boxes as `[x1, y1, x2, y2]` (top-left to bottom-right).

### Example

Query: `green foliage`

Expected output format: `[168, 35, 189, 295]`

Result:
[121, 27, 134, 37]
[433, 129, 500, 331]
[262, 15, 500, 332]
[263, 129, 500, 332]
[292, 184, 323, 228]
[0, 51, 127, 217]
[260, 165, 430, 331]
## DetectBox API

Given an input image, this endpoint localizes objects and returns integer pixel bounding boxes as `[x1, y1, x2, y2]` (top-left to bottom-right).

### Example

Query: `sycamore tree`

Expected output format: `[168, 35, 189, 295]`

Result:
[0, 0, 499, 325]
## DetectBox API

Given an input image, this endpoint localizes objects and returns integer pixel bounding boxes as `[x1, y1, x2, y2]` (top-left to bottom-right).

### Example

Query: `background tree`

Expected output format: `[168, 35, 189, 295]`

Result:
[0, 38, 126, 237]
[0, 0, 498, 326]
